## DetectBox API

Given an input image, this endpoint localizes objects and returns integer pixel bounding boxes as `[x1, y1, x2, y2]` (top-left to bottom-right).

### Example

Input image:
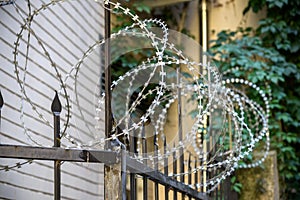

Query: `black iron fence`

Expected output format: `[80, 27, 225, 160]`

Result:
[0, 86, 238, 200]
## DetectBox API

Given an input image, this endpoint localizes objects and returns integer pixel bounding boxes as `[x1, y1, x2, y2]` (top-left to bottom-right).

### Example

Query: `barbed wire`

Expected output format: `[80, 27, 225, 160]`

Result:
[1, 0, 270, 192]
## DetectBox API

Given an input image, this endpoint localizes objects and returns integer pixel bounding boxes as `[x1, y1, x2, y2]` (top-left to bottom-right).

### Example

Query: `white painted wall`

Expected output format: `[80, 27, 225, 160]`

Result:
[0, 1, 105, 199]
[208, 0, 266, 41]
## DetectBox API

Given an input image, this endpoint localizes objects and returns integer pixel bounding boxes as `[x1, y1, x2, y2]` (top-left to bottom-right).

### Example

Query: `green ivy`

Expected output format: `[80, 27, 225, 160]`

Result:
[112, 1, 300, 198]
[231, 176, 243, 194]
[210, 0, 300, 199]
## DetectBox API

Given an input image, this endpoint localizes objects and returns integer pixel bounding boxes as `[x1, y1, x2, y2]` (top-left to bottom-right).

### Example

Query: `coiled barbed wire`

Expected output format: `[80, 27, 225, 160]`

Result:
[3, 0, 270, 192]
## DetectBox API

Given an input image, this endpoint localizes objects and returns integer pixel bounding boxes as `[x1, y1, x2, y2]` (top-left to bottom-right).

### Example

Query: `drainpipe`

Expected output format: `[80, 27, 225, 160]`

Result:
[202, 0, 208, 53]
[201, 0, 208, 194]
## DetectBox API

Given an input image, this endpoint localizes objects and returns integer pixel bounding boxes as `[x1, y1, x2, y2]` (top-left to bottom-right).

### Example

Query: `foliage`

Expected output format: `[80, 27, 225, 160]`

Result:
[210, 0, 300, 199]
[112, 0, 300, 198]
[110, 1, 192, 112]
[111, 2, 153, 82]
[231, 176, 243, 194]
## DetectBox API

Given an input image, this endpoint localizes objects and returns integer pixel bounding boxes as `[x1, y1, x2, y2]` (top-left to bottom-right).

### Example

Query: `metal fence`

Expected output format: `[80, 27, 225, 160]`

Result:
[0, 88, 238, 200]
[0, 2, 238, 200]
[0, 89, 208, 200]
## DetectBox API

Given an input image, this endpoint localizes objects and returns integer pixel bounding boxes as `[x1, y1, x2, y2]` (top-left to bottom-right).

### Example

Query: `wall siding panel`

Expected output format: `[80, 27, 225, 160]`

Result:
[0, 1, 105, 199]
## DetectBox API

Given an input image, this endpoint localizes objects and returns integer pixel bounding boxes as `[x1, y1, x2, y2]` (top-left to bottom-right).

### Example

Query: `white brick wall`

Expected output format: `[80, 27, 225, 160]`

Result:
[0, 1, 105, 199]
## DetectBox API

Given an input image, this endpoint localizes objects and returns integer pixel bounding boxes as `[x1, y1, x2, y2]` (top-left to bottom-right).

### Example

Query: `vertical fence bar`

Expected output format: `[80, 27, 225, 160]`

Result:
[121, 144, 127, 200]
[104, 0, 112, 149]
[177, 66, 184, 200]
[173, 144, 177, 200]
[130, 127, 137, 200]
[104, 5, 112, 199]
[142, 125, 148, 200]
[188, 154, 192, 200]
[0, 90, 3, 128]
[154, 133, 159, 200]
[51, 91, 62, 200]
[224, 176, 230, 200]
[214, 163, 218, 199]
[219, 178, 223, 200]
[164, 137, 169, 199]
[194, 159, 198, 193]
[200, 155, 203, 193]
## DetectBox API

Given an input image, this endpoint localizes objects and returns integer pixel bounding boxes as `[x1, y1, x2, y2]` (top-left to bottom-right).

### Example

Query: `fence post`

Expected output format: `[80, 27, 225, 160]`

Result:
[188, 154, 192, 200]
[142, 124, 148, 200]
[103, 5, 124, 200]
[130, 125, 137, 200]
[51, 91, 62, 200]
[173, 144, 178, 200]
[164, 137, 169, 199]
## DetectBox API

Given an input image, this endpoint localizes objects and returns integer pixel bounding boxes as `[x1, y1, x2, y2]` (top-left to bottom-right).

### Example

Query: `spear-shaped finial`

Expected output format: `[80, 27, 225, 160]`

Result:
[0, 90, 4, 128]
[0, 90, 3, 109]
[51, 90, 62, 114]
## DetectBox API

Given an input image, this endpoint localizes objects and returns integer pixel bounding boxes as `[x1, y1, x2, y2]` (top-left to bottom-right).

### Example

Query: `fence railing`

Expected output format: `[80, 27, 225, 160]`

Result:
[0, 81, 239, 200]
[0, 90, 209, 200]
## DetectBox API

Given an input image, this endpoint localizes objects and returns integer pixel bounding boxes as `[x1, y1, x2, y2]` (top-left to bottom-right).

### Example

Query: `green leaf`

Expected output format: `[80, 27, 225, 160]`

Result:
[274, 1, 284, 8]
[233, 185, 241, 193]
[133, 3, 151, 14]
[290, 40, 300, 53]
[276, 112, 292, 122]
[231, 176, 236, 183]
